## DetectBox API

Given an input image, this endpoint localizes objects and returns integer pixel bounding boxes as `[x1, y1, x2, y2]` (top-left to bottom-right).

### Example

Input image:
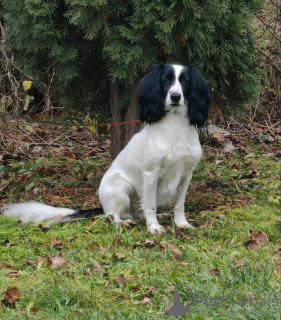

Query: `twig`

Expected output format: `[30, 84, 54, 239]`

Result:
[231, 178, 241, 193]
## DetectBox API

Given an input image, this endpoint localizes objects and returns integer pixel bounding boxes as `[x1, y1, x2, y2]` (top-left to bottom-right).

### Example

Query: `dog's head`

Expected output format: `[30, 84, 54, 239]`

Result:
[139, 63, 211, 126]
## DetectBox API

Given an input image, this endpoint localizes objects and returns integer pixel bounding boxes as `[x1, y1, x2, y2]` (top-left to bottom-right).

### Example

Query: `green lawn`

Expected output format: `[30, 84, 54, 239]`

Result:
[1, 136, 281, 319]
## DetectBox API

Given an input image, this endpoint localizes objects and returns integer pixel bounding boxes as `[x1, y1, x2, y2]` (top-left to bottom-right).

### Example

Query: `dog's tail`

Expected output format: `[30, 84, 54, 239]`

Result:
[1, 202, 103, 223]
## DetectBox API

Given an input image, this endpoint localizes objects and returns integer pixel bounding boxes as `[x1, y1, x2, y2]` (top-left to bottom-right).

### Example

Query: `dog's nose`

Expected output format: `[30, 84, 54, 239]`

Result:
[170, 92, 181, 102]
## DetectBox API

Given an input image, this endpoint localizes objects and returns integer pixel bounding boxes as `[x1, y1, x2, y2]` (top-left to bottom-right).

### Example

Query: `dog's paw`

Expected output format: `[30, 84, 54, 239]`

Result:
[175, 220, 195, 229]
[147, 223, 166, 235]
[156, 213, 171, 219]
[119, 219, 138, 228]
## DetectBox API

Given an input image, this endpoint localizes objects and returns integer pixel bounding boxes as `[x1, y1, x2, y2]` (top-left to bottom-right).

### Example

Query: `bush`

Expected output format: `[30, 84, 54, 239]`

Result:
[2, 0, 263, 113]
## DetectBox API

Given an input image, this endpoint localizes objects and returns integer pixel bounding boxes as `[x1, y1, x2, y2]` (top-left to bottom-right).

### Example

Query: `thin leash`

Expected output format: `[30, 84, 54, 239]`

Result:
[0, 110, 142, 127]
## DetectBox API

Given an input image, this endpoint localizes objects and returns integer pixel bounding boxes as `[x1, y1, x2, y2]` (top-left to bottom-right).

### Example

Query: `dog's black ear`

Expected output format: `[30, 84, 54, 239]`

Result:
[139, 64, 165, 124]
[186, 66, 211, 127]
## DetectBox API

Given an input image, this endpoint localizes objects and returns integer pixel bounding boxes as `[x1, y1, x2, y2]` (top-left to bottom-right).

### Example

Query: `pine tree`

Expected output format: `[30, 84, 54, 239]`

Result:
[2, 0, 263, 157]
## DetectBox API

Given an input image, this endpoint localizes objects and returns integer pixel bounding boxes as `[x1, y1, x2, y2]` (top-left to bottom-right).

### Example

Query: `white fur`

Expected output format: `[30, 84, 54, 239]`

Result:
[1, 202, 76, 223]
[1, 65, 203, 234]
[165, 65, 186, 107]
[99, 65, 202, 234]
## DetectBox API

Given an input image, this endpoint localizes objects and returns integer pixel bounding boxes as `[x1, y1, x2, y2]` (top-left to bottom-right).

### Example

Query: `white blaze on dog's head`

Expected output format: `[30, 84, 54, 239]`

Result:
[165, 65, 186, 108]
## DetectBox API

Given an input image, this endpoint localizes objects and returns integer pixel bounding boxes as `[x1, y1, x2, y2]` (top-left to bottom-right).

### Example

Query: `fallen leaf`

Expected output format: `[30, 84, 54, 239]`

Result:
[114, 237, 122, 246]
[147, 285, 157, 297]
[175, 229, 191, 239]
[135, 239, 157, 247]
[210, 268, 220, 276]
[244, 240, 259, 251]
[167, 283, 175, 292]
[65, 150, 76, 159]
[162, 222, 172, 229]
[208, 171, 216, 178]
[116, 274, 127, 286]
[2, 286, 21, 307]
[105, 215, 115, 224]
[6, 272, 20, 278]
[263, 153, 275, 157]
[30, 306, 39, 313]
[224, 142, 236, 154]
[197, 225, 206, 230]
[51, 238, 63, 249]
[276, 264, 281, 276]
[213, 129, 224, 142]
[38, 224, 50, 231]
[216, 214, 226, 219]
[250, 230, 268, 247]
[163, 243, 182, 259]
[233, 258, 246, 268]
[90, 259, 105, 274]
[47, 256, 67, 268]
[133, 297, 151, 305]
[112, 253, 126, 260]
[0, 263, 13, 270]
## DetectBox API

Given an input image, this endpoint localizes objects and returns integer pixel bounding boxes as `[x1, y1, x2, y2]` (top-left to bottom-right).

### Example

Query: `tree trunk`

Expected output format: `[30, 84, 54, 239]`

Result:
[109, 80, 124, 160]
[124, 82, 141, 146]
[109, 80, 141, 159]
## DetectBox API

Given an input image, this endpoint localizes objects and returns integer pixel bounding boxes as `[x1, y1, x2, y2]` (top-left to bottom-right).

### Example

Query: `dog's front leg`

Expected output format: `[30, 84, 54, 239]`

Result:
[142, 171, 166, 235]
[174, 169, 195, 229]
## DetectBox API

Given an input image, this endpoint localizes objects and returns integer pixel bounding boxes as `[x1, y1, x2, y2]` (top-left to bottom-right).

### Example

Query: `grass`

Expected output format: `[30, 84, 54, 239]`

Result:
[0, 135, 281, 319]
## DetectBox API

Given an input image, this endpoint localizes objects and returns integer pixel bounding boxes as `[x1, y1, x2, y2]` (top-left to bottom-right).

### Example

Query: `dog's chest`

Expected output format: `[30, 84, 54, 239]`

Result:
[154, 119, 202, 169]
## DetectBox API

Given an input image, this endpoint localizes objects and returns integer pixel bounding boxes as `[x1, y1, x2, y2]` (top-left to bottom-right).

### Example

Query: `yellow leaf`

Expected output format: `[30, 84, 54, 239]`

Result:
[23, 81, 32, 92]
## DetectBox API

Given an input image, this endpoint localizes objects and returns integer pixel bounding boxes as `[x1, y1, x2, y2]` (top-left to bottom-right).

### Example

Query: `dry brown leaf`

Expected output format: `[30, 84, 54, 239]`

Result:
[233, 258, 246, 268]
[224, 142, 236, 154]
[164, 244, 182, 259]
[167, 283, 175, 293]
[276, 264, 281, 276]
[210, 268, 220, 276]
[216, 214, 226, 219]
[47, 256, 67, 268]
[0, 263, 13, 270]
[250, 230, 268, 247]
[30, 306, 39, 313]
[51, 238, 63, 249]
[90, 259, 105, 274]
[65, 150, 76, 159]
[114, 237, 122, 246]
[2, 286, 21, 308]
[213, 129, 224, 142]
[38, 224, 50, 231]
[6, 272, 20, 278]
[244, 240, 259, 251]
[133, 297, 151, 305]
[208, 171, 216, 178]
[197, 225, 206, 230]
[116, 274, 127, 286]
[147, 285, 157, 296]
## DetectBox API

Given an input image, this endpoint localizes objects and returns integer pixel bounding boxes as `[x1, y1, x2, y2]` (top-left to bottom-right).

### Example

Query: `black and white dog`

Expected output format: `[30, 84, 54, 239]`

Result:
[2, 64, 211, 235]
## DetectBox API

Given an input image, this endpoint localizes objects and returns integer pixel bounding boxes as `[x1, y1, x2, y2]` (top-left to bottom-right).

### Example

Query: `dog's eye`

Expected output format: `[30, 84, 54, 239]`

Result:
[182, 78, 189, 84]
[162, 78, 169, 83]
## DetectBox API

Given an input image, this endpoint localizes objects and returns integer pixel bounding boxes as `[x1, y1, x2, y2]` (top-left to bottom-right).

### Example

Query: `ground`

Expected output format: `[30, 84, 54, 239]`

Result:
[0, 119, 281, 319]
